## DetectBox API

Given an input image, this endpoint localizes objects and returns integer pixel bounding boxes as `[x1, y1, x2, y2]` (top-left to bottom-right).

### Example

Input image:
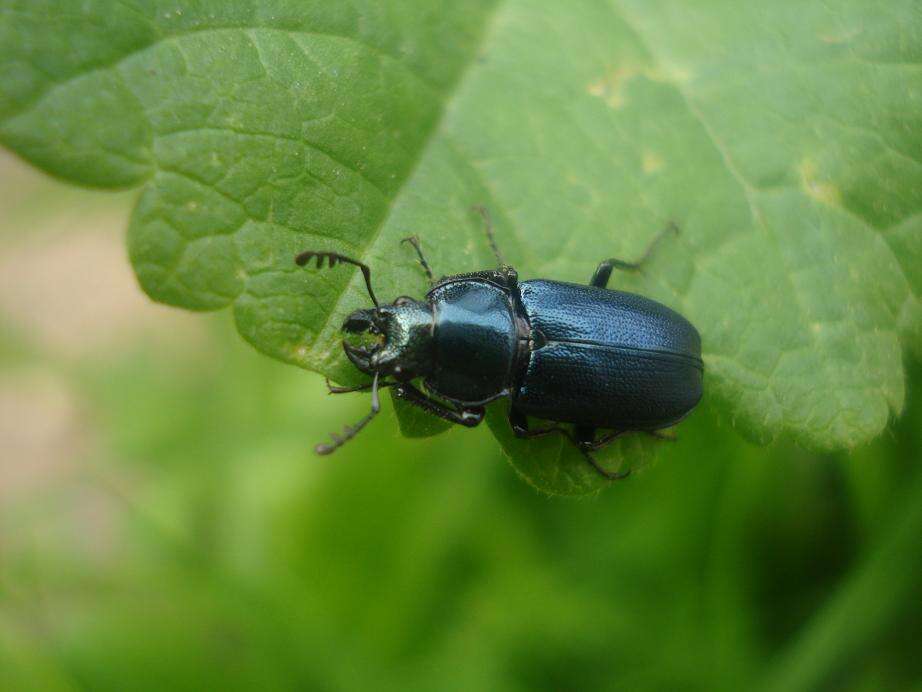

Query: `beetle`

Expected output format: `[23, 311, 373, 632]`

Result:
[295, 208, 702, 480]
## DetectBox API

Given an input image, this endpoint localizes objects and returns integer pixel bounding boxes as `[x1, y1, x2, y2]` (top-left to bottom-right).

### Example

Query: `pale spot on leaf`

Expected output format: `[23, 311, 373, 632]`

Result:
[818, 27, 862, 44]
[642, 151, 664, 174]
[587, 66, 639, 109]
[799, 158, 841, 206]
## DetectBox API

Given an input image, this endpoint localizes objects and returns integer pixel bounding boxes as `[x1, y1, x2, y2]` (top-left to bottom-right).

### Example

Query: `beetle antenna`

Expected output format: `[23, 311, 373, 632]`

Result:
[315, 371, 382, 455]
[295, 251, 380, 309]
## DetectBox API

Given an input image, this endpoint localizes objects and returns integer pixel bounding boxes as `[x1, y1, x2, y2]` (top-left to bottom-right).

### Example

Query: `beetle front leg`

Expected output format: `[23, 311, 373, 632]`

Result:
[315, 372, 384, 455]
[472, 205, 506, 267]
[393, 382, 484, 427]
[401, 235, 435, 284]
[590, 221, 679, 288]
[508, 409, 630, 481]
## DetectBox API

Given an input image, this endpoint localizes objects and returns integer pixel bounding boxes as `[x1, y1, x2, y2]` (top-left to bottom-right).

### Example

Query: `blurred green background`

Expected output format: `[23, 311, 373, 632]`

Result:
[0, 150, 920, 691]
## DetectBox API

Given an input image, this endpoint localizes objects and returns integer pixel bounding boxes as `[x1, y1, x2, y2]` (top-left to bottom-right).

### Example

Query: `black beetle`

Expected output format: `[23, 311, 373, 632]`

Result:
[296, 208, 702, 480]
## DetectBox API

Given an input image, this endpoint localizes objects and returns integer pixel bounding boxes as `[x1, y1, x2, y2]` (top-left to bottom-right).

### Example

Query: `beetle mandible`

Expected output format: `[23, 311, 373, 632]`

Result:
[295, 208, 702, 480]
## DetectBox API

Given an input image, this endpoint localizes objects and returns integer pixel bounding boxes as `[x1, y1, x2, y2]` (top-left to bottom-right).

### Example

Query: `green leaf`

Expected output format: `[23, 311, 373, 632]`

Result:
[1, 0, 919, 495]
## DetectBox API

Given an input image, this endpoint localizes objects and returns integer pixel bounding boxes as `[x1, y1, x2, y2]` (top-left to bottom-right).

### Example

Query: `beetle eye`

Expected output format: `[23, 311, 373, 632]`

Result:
[343, 315, 372, 333]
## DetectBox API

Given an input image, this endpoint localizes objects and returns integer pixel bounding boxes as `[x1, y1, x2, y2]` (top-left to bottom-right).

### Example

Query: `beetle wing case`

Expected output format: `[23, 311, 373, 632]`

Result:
[515, 280, 702, 430]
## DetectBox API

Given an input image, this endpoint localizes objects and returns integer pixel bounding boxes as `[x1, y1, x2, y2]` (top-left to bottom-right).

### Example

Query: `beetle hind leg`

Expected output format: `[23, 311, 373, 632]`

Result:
[577, 427, 630, 451]
[509, 410, 630, 481]
[579, 426, 678, 448]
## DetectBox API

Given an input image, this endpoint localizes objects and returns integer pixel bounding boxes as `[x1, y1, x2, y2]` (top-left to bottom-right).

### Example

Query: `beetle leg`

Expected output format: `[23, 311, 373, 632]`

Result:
[580, 427, 678, 449]
[576, 427, 626, 451]
[393, 382, 484, 427]
[325, 377, 397, 395]
[400, 235, 435, 284]
[508, 409, 630, 481]
[591, 221, 679, 288]
[472, 205, 506, 267]
[315, 372, 383, 455]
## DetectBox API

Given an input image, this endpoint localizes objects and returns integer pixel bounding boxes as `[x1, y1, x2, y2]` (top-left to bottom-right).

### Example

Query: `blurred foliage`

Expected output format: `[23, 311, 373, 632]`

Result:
[0, 159, 920, 692]
[1, 1, 920, 492]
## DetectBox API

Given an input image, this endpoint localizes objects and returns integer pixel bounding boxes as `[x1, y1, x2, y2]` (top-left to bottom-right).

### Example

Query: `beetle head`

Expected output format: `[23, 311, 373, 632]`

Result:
[341, 299, 433, 380]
